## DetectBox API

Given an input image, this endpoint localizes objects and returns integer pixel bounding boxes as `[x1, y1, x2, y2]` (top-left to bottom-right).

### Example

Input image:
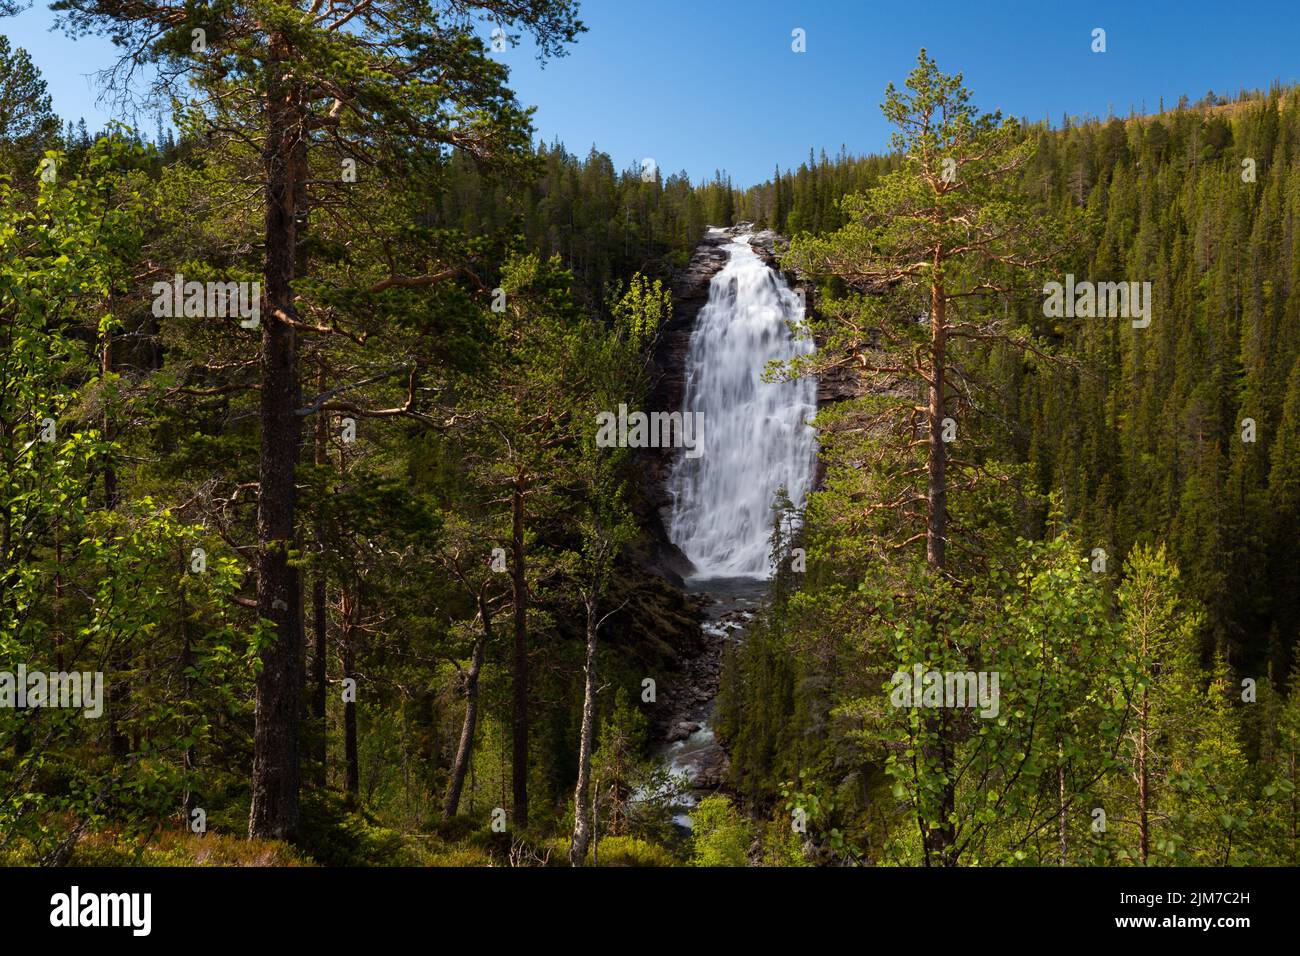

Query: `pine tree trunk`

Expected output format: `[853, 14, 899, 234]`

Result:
[249, 34, 305, 841]
[569, 599, 599, 866]
[924, 269, 956, 865]
[311, 366, 328, 787]
[53, 521, 63, 672]
[100, 327, 131, 756]
[510, 476, 529, 828]
[311, 571, 328, 786]
[341, 587, 360, 801]
[101, 328, 118, 512]
[107, 571, 130, 758]
[926, 272, 948, 571]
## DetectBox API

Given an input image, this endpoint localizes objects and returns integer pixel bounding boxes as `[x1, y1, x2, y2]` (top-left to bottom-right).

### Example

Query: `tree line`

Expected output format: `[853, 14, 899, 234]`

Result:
[712, 55, 1300, 865]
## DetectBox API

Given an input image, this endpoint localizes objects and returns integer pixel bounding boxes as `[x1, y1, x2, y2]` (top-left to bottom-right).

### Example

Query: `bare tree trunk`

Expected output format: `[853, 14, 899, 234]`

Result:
[591, 785, 600, 866]
[53, 521, 63, 672]
[1, 425, 9, 614]
[311, 571, 328, 786]
[107, 673, 130, 757]
[510, 476, 529, 829]
[443, 593, 489, 819]
[249, 34, 305, 840]
[569, 599, 599, 866]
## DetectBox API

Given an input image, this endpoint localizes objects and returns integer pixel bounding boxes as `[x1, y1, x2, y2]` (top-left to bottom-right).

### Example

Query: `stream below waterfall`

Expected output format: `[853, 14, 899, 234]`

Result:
[654, 228, 817, 829]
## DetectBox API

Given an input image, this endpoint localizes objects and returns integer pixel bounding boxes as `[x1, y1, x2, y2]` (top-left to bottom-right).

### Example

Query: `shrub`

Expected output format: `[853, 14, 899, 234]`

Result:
[690, 796, 751, 867]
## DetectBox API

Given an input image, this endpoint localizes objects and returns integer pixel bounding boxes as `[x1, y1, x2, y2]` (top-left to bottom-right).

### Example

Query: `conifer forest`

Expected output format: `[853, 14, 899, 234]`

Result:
[0, 1, 1296, 935]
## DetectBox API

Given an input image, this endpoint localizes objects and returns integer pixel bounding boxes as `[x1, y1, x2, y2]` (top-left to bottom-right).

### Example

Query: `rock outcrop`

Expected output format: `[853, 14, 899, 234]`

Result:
[648, 228, 731, 426]
[633, 228, 732, 583]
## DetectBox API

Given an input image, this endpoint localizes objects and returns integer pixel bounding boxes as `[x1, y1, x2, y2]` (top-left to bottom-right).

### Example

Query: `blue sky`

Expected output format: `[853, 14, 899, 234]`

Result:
[4, 0, 1299, 186]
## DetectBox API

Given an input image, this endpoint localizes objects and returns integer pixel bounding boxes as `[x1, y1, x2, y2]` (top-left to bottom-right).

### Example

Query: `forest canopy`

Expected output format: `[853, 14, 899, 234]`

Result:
[0, 6, 1297, 873]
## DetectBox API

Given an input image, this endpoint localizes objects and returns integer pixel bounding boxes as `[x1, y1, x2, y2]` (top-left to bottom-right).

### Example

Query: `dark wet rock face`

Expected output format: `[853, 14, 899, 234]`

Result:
[649, 229, 730, 426]
[813, 351, 860, 404]
[635, 228, 733, 583]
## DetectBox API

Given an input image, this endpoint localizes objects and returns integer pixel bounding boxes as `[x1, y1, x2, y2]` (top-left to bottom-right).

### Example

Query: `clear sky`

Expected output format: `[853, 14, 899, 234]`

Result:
[4, 0, 1299, 187]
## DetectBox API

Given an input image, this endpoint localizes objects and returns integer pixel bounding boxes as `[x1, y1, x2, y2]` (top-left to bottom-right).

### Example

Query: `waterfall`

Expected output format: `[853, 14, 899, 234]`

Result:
[665, 230, 818, 579]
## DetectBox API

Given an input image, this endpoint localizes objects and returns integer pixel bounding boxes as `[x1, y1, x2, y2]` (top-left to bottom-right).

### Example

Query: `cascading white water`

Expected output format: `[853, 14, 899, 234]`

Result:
[665, 230, 818, 579]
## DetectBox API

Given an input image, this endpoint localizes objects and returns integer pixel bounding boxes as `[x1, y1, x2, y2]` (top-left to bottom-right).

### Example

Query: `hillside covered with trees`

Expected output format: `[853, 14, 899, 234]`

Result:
[1, 1, 1298, 874]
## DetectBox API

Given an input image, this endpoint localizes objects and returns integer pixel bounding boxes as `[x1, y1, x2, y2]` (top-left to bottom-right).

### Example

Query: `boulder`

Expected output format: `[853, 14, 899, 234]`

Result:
[667, 721, 701, 742]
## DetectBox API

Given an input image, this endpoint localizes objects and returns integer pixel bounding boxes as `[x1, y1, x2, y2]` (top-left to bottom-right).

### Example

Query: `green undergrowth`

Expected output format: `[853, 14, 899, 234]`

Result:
[0, 789, 687, 867]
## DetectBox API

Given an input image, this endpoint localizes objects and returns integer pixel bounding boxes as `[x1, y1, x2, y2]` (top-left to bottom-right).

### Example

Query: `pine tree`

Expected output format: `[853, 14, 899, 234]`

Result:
[784, 49, 1056, 865]
[54, 0, 583, 840]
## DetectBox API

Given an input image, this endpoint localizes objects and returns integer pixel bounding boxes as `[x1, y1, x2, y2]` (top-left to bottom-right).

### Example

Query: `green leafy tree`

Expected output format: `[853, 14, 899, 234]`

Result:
[0, 142, 246, 861]
[690, 795, 751, 867]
